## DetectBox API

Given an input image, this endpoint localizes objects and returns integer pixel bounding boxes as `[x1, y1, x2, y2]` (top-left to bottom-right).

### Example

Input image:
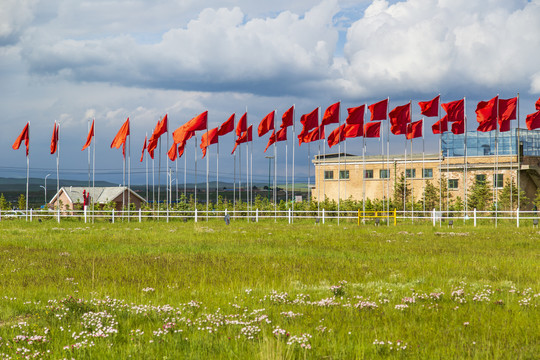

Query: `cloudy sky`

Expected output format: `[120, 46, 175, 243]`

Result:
[1, 0, 540, 187]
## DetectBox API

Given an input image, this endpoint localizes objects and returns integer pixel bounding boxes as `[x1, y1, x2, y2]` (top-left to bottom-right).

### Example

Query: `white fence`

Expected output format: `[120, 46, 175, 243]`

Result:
[0, 207, 538, 227]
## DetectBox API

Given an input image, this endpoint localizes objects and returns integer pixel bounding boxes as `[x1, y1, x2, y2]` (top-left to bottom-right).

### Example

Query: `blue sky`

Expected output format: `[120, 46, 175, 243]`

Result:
[1, 0, 540, 186]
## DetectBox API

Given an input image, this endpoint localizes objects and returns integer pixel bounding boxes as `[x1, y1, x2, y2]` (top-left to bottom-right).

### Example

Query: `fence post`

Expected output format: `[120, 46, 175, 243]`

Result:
[432, 208, 436, 226]
[474, 208, 477, 227]
[195, 208, 198, 223]
[112, 209, 115, 224]
[0, 209, 2, 221]
[394, 208, 397, 226]
[322, 209, 325, 224]
[139, 208, 142, 223]
[30, 209, 33, 222]
[256, 208, 259, 222]
[288, 208, 291, 224]
[517, 208, 520, 228]
[84, 206, 87, 224]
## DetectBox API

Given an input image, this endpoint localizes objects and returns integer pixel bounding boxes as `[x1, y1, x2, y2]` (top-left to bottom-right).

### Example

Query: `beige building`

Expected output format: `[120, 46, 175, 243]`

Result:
[312, 152, 540, 209]
[49, 186, 146, 211]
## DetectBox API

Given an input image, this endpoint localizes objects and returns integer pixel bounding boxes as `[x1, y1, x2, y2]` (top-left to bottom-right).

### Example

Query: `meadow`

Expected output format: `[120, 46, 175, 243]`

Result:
[0, 219, 538, 359]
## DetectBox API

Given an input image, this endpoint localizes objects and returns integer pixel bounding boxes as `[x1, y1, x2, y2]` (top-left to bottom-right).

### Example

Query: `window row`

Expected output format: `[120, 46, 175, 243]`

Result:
[324, 170, 349, 180]
[448, 174, 504, 189]
[364, 168, 433, 179]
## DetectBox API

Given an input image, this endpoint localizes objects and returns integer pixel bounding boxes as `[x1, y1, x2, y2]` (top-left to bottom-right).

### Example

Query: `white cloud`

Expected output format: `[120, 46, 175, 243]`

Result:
[0, 0, 36, 45]
[340, 0, 540, 97]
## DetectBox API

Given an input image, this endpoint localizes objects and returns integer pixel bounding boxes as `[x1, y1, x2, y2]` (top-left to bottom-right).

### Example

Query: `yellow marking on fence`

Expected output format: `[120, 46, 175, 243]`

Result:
[357, 209, 397, 226]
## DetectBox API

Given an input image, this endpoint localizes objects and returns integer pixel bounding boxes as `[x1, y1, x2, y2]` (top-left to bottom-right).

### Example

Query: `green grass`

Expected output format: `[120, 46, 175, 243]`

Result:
[0, 220, 538, 359]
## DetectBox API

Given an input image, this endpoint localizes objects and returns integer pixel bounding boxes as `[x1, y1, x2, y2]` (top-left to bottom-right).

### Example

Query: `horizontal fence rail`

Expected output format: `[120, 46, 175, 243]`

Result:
[0, 207, 539, 227]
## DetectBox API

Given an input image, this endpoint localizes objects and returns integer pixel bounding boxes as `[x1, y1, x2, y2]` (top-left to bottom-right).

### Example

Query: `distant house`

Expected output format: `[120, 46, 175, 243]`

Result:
[48, 186, 146, 211]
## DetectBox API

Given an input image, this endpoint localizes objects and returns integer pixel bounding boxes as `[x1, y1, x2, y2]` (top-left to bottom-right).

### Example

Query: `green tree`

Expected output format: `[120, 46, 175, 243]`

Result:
[18, 194, 26, 210]
[423, 181, 439, 211]
[498, 179, 528, 211]
[0, 194, 9, 210]
[467, 178, 492, 211]
[393, 172, 411, 211]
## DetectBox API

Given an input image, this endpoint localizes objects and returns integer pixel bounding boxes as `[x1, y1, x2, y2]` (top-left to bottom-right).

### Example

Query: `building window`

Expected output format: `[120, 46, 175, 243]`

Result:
[493, 174, 504, 188]
[423, 168, 433, 178]
[476, 174, 486, 183]
[364, 170, 373, 179]
[405, 169, 416, 178]
[448, 179, 459, 189]
[379, 169, 390, 179]
[324, 171, 334, 180]
[340, 170, 350, 180]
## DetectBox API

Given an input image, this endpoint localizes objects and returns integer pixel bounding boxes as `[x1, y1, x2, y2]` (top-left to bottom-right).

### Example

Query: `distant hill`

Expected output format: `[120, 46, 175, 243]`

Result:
[0, 177, 116, 192]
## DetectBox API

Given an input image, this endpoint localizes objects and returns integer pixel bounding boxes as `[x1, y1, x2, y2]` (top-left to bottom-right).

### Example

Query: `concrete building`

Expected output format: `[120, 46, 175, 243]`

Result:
[49, 186, 146, 211]
[312, 129, 540, 209]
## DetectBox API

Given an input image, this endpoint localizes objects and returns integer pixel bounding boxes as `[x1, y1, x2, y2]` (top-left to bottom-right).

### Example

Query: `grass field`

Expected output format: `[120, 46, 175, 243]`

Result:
[0, 219, 538, 359]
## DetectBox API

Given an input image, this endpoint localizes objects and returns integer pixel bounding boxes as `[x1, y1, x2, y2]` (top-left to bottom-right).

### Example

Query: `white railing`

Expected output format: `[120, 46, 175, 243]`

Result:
[0, 207, 538, 227]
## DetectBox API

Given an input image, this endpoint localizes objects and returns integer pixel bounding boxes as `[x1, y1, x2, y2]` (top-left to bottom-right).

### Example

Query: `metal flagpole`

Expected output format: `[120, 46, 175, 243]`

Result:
[250, 137, 253, 219]
[317, 107, 321, 217]
[285, 130, 288, 205]
[246, 139, 249, 222]
[495, 95, 499, 227]
[308, 143, 311, 204]
[158, 138, 161, 212]
[464, 97, 468, 221]
[380, 114, 385, 221]
[128, 131, 131, 222]
[175, 156, 178, 204]
[292, 105, 296, 222]
[362, 128, 366, 221]
[404, 137, 407, 217]
[274, 110, 277, 222]
[145, 132, 149, 202]
[233, 132, 236, 215]
[88, 120, 91, 187]
[184, 152, 187, 202]
[92, 122, 95, 223]
[438, 96, 442, 227]
[337, 101, 341, 225]
[410, 135, 414, 223]
[206, 126, 209, 221]
[194, 135, 198, 206]
[422, 118, 425, 218]
[217, 141, 219, 205]
[152, 157, 155, 210]
[386, 98, 390, 225]
[166, 119, 169, 216]
[56, 122, 60, 223]
[26, 123, 29, 221]
[517, 93, 521, 211]
[123, 140, 126, 217]
[239, 132, 242, 206]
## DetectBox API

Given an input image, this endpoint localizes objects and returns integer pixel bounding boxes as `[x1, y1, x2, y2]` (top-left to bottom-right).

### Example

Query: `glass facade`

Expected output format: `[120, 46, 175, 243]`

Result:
[441, 129, 540, 157]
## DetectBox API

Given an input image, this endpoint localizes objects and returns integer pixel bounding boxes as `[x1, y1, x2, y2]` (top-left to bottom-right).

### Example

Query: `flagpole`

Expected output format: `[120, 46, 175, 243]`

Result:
[158, 137, 161, 213]
[250, 136, 253, 220]
[337, 101, 341, 225]
[438, 96, 442, 227]
[88, 120, 91, 187]
[194, 135, 198, 207]
[128, 131, 131, 222]
[56, 122, 60, 223]
[362, 126, 366, 221]
[517, 93, 521, 211]
[495, 95, 499, 227]
[92, 122, 95, 224]
[206, 126, 209, 221]
[292, 105, 296, 222]
[217, 141, 220, 205]
[386, 98, 390, 225]
[274, 110, 277, 222]
[184, 151, 187, 203]
[285, 129, 289, 205]
[404, 137, 407, 217]
[152, 157, 155, 211]
[145, 132, 148, 202]
[464, 97, 468, 221]
[26, 124, 29, 221]
[246, 138, 249, 222]
[175, 155, 178, 204]
[410, 135, 413, 223]
[422, 118, 425, 218]
[239, 131, 242, 206]
[308, 143, 311, 204]
[166, 117, 169, 217]
[317, 107, 321, 217]
[233, 130, 236, 215]
[380, 113, 385, 221]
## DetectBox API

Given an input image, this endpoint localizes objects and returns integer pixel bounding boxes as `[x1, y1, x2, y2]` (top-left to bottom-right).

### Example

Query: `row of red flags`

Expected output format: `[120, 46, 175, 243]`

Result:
[12, 96, 540, 158]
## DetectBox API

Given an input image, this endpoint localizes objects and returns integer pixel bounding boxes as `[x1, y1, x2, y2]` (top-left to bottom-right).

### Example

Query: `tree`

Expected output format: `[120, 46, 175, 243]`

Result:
[467, 177, 492, 211]
[393, 172, 411, 211]
[0, 194, 9, 210]
[423, 181, 439, 211]
[498, 179, 528, 211]
[18, 194, 26, 210]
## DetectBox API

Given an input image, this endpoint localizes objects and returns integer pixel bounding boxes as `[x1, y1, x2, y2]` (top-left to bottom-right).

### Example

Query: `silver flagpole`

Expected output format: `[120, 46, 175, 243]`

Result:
[145, 132, 149, 202]
[517, 93, 521, 211]
[239, 131, 242, 206]
[175, 155, 178, 205]
[422, 118, 425, 218]
[246, 137, 249, 222]
[464, 97, 468, 221]
[216, 140, 219, 205]
[380, 114, 385, 221]
[386, 98, 390, 225]
[194, 135, 198, 207]
[233, 131, 236, 215]
[56, 122, 60, 223]
[410, 135, 413, 223]
[495, 95, 499, 227]
[438, 96, 442, 227]
[337, 102, 341, 225]
[308, 142, 311, 204]
[26, 122, 29, 221]
[88, 120, 91, 187]
[362, 128, 366, 221]
[152, 157, 155, 211]
[158, 137, 161, 212]
[292, 105, 296, 222]
[274, 110, 277, 222]
[206, 126, 209, 221]
[250, 136, 253, 219]
[128, 130, 131, 222]
[184, 150, 187, 202]
[317, 107, 321, 217]
[166, 118, 169, 216]
[123, 138, 126, 217]
[285, 129, 288, 205]
[403, 137, 407, 217]
[92, 121, 95, 224]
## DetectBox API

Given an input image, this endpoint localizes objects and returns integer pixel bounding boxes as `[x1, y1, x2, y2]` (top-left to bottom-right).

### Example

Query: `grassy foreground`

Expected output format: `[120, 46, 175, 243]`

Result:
[0, 220, 538, 359]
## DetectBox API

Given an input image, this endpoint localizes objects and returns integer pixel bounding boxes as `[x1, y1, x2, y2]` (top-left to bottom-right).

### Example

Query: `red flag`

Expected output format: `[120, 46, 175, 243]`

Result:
[526, 111, 540, 130]
[364, 121, 380, 138]
[536, 97, 540, 111]
[178, 142, 187, 158]
[498, 97, 517, 132]
[432, 115, 448, 134]
[406, 119, 423, 140]
[322, 102, 340, 126]
[264, 127, 287, 152]
[110, 118, 130, 157]
[298, 107, 319, 145]
[200, 128, 219, 158]
[172, 126, 195, 145]
[389, 103, 411, 135]
[13, 122, 30, 156]
[184, 111, 208, 133]
[346, 105, 364, 125]
[82, 119, 94, 151]
[301, 125, 325, 144]
[236, 112, 247, 136]
[167, 142, 178, 161]
[280, 106, 294, 128]
[218, 114, 235, 136]
[476, 96, 498, 132]
[418, 95, 440, 117]
[258, 111, 275, 137]
[327, 124, 346, 148]
[368, 99, 388, 121]
[442, 99, 464, 123]
[147, 114, 168, 155]
[140, 135, 147, 162]
[50, 122, 59, 155]
[343, 123, 363, 138]
[451, 120, 465, 135]
[231, 125, 253, 154]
